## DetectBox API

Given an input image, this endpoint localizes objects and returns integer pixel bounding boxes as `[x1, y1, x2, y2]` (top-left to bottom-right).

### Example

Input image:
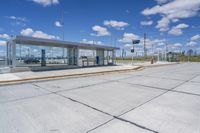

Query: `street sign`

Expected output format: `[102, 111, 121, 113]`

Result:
[132, 40, 140, 44]
[131, 40, 140, 65]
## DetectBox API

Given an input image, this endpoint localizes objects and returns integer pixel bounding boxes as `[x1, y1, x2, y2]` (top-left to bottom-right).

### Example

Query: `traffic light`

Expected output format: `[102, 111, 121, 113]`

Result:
[131, 47, 134, 53]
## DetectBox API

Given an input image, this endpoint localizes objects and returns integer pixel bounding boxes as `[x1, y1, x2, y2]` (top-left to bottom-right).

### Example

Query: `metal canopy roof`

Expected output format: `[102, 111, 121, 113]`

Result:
[14, 36, 119, 50]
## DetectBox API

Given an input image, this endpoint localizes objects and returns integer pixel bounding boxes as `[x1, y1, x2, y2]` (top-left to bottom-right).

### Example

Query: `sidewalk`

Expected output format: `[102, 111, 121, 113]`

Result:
[0, 62, 178, 84]
[0, 65, 143, 84]
[117, 61, 178, 67]
[134, 61, 179, 67]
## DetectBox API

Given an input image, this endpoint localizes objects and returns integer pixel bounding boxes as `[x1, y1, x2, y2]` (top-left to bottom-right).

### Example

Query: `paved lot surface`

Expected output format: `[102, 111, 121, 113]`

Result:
[0, 65, 140, 82]
[0, 63, 200, 133]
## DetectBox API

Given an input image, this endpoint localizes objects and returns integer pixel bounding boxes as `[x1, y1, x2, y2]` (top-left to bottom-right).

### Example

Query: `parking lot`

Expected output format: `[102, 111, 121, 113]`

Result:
[0, 63, 200, 133]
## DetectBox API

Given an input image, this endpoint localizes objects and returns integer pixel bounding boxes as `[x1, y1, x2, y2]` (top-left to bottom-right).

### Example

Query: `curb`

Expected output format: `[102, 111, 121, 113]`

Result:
[0, 66, 144, 85]
[142, 62, 180, 68]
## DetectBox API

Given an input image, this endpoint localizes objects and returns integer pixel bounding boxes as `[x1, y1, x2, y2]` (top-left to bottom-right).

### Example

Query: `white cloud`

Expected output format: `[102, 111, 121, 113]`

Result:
[21, 28, 59, 39]
[173, 43, 182, 47]
[168, 29, 182, 36]
[119, 33, 166, 48]
[168, 23, 189, 36]
[124, 44, 132, 48]
[118, 33, 140, 43]
[191, 34, 200, 41]
[156, 47, 163, 52]
[142, 0, 200, 32]
[104, 20, 129, 30]
[32, 31, 59, 39]
[0, 40, 6, 46]
[155, 0, 172, 4]
[140, 20, 153, 26]
[6, 16, 27, 26]
[54, 21, 62, 27]
[151, 39, 166, 46]
[175, 23, 189, 29]
[81, 39, 103, 45]
[187, 41, 197, 47]
[142, 0, 200, 19]
[143, 38, 166, 47]
[6, 16, 27, 22]
[21, 28, 33, 36]
[171, 18, 179, 23]
[32, 0, 59, 6]
[156, 17, 170, 31]
[0, 34, 10, 40]
[91, 25, 111, 36]
[157, 42, 165, 46]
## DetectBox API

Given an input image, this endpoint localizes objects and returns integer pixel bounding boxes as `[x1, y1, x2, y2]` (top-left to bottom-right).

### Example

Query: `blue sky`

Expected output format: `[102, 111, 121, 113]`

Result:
[0, 0, 200, 56]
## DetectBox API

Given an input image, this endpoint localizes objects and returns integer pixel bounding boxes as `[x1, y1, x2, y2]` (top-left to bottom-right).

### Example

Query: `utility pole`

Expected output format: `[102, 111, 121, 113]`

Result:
[188, 44, 191, 62]
[61, 10, 65, 62]
[144, 33, 147, 57]
[132, 40, 140, 65]
[93, 40, 95, 57]
[122, 49, 124, 59]
[165, 43, 168, 61]
[20, 45, 22, 62]
[151, 43, 154, 64]
[61, 10, 65, 41]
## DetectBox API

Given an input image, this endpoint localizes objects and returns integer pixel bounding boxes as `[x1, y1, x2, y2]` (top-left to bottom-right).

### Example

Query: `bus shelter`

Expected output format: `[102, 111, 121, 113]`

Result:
[7, 36, 119, 69]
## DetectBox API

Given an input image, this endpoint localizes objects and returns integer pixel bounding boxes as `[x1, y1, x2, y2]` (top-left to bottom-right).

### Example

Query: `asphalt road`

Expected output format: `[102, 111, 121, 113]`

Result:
[0, 63, 200, 133]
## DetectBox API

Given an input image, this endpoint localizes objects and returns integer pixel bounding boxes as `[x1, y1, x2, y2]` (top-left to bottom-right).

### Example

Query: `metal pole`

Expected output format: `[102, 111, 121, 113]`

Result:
[61, 10, 67, 63]
[20, 45, 21, 62]
[165, 43, 168, 61]
[132, 53, 134, 65]
[11, 40, 16, 68]
[6, 42, 8, 66]
[135, 52, 138, 63]
[93, 40, 95, 57]
[151, 44, 154, 63]
[28, 48, 30, 57]
[132, 44, 134, 65]
[61, 10, 65, 41]
[144, 33, 146, 57]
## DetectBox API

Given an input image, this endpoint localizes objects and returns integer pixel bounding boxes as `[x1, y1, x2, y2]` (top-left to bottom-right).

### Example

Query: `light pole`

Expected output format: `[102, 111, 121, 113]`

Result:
[61, 10, 67, 63]
[164, 43, 168, 62]
[144, 33, 147, 57]
[187, 40, 191, 62]
[131, 40, 140, 65]
[151, 43, 154, 64]
[131, 46, 134, 65]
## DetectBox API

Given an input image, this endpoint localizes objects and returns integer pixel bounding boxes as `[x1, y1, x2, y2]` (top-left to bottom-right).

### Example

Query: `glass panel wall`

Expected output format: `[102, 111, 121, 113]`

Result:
[107, 50, 114, 65]
[16, 44, 68, 67]
[79, 49, 96, 67]
[0, 43, 7, 67]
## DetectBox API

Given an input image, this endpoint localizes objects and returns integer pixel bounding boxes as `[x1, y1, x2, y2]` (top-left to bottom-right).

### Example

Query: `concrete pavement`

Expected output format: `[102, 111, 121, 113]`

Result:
[0, 63, 200, 133]
[0, 62, 177, 84]
[0, 65, 142, 84]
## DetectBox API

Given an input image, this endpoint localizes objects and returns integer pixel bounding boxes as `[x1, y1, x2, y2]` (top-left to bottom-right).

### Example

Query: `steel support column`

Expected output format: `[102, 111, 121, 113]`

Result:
[67, 47, 79, 66]
[96, 49, 104, 65]
[7, 40, 16, 68]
